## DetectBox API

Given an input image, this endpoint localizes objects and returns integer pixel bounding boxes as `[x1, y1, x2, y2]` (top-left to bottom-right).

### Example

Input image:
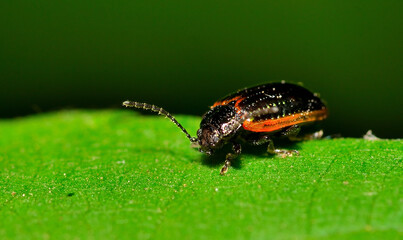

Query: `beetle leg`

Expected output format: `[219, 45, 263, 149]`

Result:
[267, 139, 299, 157]
[220, 143, 241, 175]
[281, 124, 301, 138]
[250, 135, 271, 145]
[247, 134, 299, 157]
[289, 129, 324, 141]
[282, 125, 324, 141]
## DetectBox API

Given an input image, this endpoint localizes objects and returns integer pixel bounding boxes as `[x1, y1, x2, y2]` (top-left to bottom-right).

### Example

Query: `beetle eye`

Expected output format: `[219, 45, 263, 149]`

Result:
[212, 131, 221, 144]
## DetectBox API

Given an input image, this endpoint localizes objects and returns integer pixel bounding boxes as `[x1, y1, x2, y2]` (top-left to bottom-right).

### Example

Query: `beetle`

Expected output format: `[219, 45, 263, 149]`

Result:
[123, 81, 328, 175]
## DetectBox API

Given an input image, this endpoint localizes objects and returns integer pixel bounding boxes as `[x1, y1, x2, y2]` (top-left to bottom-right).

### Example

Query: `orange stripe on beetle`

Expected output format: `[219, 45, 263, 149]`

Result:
[212, 96, 246, 114]
[242, 109, 328, 133]
[212, 96, 244, 108]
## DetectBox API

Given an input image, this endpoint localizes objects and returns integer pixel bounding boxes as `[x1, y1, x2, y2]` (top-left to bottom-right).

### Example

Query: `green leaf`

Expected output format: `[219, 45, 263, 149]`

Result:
[0, 110, 401, 239]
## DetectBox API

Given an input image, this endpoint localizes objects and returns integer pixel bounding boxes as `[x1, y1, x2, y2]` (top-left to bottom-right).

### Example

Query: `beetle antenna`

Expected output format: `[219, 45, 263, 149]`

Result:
[123, 101, 198, 143]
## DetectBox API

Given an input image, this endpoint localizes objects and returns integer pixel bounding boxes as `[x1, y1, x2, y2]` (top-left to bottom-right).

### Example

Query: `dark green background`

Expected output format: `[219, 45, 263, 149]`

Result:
[1, 1, 402, 138]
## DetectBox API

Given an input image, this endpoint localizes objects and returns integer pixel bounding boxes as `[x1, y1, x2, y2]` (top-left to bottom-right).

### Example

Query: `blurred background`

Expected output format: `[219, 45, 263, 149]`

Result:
[0, 1, 402, 138]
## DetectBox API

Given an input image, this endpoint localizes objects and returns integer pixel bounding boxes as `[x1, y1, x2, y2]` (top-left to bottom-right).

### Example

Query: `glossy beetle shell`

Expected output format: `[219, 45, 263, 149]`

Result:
[197, 82, 328, 153]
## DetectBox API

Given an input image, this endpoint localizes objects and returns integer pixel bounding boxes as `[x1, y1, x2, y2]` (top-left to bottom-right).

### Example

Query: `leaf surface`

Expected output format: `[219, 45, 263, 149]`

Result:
[0, 110, 401, 239]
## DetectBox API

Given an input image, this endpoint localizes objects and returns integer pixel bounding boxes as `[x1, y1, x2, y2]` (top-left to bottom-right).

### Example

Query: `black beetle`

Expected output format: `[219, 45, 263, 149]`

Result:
[123, 82, 327, 175]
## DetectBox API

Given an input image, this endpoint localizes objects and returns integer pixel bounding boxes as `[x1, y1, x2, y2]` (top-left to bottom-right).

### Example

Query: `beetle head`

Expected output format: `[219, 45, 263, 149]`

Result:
[197, 127, 221, 155]
[196, 105, 242, 155]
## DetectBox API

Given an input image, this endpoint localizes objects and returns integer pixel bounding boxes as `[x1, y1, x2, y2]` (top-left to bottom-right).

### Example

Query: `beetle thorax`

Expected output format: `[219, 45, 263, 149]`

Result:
[197, 105, 242, 154]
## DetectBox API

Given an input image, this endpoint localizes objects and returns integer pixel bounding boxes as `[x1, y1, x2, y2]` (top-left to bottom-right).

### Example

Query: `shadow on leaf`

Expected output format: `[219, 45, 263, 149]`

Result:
[200, 139, 302, 169]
